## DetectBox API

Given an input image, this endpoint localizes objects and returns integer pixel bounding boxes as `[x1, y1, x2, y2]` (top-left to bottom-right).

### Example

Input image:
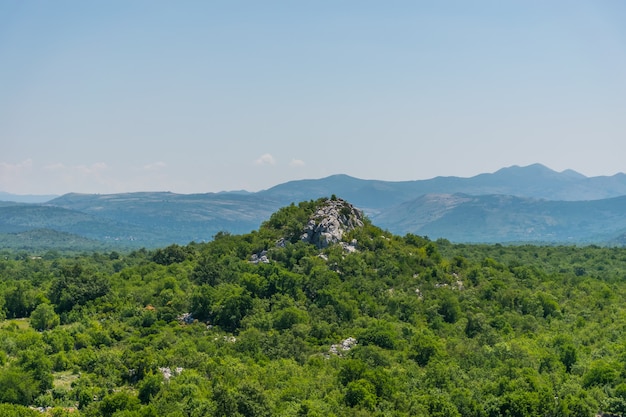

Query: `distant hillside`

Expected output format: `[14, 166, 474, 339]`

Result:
[0, 204, 149, 242]
[0, 228, 111, 253]
[0, 191, 57, 203]
[45, 192, 281, 247]
[3, 164, 626, 249]
[372, 194, 626, 244]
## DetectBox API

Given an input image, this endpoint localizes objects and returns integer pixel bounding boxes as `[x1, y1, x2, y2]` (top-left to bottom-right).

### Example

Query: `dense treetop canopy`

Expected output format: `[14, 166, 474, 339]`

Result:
[1, 198, 626, 416]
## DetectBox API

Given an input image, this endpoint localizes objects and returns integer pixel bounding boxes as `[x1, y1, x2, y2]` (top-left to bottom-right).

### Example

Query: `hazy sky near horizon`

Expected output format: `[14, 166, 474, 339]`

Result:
[2, 1, 626, 195]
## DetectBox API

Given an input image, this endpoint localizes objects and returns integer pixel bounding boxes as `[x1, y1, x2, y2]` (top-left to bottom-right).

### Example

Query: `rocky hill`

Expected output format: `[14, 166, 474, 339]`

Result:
[299, 198, 364, 248]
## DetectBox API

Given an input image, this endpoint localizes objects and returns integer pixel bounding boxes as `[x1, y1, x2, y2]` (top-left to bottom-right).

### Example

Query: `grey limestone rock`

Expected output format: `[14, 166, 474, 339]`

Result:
[300, 198, 364, 249]
[250, 250, 270, 264]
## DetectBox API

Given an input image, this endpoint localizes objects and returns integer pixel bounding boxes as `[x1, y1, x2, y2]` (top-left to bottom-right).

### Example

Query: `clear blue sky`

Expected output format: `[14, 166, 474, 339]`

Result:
[2, 1, 625, 194]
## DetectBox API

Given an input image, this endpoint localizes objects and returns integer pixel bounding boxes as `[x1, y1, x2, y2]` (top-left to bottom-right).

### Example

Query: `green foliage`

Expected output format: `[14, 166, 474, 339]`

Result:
[92, 390, 140, 417]
[583, 360, 618, 388]
[437, 290, 461, 323]
[3, 201, 626, 415]
[211, 284, 253, 332]
[4, 281, 44, 318]
[0, 403, 40, 417]
[559, 343, 578, 373]
[191, 256, 224, 285]
[137, 373, 163, 404]
[262, 199, 326, 243]
[344, 379, 376, 409]
[409, 329, 442, 366]
[49, 263, 110, 313]
[357, 321, 398, 349]
[151, 244, 192, 266]
[30, 303, 60, 331]
[0, 369, 38, 405]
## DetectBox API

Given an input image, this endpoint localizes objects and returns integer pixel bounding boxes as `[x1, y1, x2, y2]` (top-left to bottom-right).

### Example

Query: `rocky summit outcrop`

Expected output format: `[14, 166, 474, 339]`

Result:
[300, 197, 364, 249]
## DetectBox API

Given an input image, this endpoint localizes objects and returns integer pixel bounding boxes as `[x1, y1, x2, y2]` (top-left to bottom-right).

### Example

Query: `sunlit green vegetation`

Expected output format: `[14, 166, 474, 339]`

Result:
[1, 199, 626, 416]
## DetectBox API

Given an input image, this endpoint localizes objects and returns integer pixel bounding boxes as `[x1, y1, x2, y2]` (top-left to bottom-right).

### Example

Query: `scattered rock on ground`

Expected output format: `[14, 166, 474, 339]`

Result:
[328, 337, 358, 356]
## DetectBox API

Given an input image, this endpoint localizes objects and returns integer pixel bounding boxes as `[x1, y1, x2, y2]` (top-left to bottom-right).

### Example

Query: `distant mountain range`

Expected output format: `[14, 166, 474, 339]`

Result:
[258, 164, 626, 210]
[2, 163, 626, 250]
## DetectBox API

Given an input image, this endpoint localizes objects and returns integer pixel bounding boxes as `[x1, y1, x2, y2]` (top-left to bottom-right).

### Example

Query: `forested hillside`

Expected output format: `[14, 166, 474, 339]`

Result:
[1, 198, 626, 416]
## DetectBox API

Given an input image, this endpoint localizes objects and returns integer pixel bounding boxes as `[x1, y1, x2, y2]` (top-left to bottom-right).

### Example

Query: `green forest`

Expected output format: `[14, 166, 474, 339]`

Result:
[2, 198, 626, 416]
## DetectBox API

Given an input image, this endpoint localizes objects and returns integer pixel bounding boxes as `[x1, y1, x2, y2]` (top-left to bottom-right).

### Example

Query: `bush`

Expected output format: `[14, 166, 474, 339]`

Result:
[345, 379, 376, 409]
[30, 303, 60, 331]
[583, 361, 618, 388]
